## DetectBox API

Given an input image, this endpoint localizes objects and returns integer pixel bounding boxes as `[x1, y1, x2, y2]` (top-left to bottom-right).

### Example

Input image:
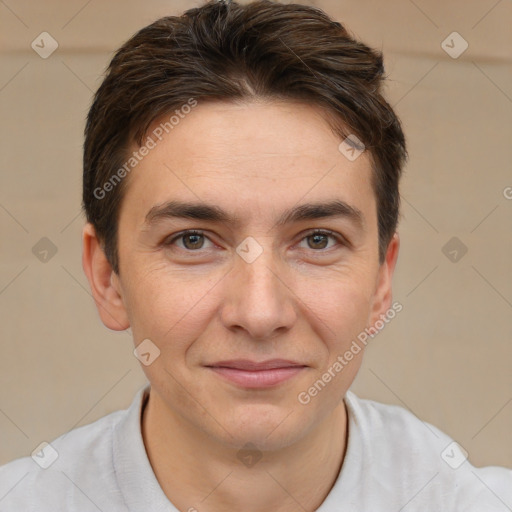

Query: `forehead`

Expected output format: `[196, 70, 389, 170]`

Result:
[119, 100, 376, 228]
[133, 99, 370, 171]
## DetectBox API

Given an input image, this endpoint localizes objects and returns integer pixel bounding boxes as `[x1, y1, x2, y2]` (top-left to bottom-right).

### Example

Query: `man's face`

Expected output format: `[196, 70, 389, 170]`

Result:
[108, 100, 397, 450]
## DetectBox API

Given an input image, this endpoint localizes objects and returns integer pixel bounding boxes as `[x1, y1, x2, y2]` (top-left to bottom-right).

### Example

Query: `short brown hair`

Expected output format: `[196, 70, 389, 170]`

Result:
[82, 0, 407, 274]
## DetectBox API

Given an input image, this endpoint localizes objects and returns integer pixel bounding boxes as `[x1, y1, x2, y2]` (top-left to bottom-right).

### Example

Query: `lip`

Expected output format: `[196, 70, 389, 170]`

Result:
[205, 359, 307, 388]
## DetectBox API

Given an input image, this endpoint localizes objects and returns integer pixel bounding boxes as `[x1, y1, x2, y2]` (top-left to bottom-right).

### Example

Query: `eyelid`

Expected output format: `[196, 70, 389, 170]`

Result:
[165, 229, 214, 249]
[298, 228, 348, 249]
[164, 228, 348, 251]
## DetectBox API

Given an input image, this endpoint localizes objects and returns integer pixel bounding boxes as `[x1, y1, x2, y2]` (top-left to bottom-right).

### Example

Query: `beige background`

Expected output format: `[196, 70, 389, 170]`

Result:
[0, 0, 511, 470]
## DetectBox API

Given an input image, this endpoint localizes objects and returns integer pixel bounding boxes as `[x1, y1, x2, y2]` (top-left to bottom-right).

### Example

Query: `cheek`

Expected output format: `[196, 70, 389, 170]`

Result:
[123, 251, 376, 359]
[123, 263, 221, 348]
[296, 268, 374, 342]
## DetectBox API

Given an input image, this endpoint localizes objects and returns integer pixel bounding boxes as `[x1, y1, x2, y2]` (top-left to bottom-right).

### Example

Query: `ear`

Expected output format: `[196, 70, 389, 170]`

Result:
[368, 232, 400, 327]
[82, 222, 130, 331]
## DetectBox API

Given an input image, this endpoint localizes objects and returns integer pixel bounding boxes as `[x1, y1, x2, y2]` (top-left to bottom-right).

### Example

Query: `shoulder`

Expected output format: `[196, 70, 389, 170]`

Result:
[0, 394, 138, 512]
[343, 391, 512, 510]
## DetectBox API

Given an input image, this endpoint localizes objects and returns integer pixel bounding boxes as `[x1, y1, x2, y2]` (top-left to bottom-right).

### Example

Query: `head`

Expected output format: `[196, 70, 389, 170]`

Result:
[82, 0, 407, 451]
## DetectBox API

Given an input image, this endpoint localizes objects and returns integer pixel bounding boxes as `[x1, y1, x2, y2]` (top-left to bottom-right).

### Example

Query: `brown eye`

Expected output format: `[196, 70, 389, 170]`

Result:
[165, 230, 213, 251]
[299, 230, 343, 251]
[181, 232, 205, 250]
[307, 233, 329, 249]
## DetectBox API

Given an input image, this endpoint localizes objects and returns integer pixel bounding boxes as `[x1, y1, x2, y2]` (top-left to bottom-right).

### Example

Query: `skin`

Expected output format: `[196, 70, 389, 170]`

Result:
[82, 99, 399, 512]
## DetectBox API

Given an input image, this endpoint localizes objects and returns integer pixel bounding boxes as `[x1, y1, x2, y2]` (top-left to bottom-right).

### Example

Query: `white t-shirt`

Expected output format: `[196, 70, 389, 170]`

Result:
[1, 384, 511, 511]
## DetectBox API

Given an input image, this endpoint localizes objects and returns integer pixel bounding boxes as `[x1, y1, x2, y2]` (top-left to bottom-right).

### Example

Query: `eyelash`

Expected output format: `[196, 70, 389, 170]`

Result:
[164, 229, 345, 252]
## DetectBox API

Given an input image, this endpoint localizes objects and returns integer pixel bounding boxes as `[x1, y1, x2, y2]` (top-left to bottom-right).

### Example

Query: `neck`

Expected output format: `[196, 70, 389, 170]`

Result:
[141, 389, 348, 512]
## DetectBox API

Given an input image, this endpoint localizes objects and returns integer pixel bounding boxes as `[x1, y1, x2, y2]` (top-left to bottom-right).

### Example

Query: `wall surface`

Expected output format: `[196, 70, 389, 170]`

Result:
[1, 0, 511, 476]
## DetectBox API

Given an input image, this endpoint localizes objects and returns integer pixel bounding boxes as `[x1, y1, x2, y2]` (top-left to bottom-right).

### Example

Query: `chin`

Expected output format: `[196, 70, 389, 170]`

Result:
[219, 405, 313, 450]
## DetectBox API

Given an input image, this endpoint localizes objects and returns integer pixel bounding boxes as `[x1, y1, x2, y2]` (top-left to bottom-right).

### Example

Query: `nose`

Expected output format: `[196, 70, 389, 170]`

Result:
[220, 244, 297, 341]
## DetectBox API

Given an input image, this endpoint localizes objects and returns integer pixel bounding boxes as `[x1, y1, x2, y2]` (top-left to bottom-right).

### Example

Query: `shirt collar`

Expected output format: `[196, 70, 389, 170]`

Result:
[112, 383, 179, 512]
[112, 384, 361, 511]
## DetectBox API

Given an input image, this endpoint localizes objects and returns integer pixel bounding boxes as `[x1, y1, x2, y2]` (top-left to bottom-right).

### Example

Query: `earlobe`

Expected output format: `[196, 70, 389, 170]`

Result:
[81, 222, 130, 331]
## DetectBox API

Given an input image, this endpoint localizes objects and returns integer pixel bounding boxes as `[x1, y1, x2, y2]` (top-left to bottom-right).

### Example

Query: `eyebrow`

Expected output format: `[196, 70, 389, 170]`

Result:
[143, 199, 365, 231]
